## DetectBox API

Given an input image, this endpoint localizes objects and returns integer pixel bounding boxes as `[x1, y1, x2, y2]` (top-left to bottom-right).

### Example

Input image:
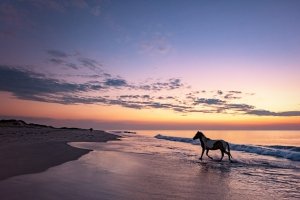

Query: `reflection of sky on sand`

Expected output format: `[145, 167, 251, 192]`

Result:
[0, 134, 298, 199]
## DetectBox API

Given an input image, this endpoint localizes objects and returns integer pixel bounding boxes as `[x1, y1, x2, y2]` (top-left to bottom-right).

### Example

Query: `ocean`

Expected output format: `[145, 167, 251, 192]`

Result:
[134, 130, 300, 161]
[107, 130, 300, 199]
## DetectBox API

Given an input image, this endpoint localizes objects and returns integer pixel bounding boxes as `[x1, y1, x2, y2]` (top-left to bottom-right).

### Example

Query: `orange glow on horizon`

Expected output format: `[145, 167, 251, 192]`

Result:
[1, 92, 299, 130]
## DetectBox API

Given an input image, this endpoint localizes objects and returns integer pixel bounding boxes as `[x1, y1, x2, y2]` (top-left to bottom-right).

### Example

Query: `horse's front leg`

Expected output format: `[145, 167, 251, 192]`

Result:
[219, 150, 224, 161]
[206, 149, 213, 160]
[199, 148, 205, 160]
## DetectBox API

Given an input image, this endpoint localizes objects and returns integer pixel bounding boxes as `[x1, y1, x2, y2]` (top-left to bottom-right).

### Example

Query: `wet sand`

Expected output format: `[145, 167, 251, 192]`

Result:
[0, 126, 120, 181]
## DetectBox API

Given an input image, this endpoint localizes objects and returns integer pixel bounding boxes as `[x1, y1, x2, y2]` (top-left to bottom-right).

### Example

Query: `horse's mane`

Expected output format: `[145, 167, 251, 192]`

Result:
[201, 132, 210, 140]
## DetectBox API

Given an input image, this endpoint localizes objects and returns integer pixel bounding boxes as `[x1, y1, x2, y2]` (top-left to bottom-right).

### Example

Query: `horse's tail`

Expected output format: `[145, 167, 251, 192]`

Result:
[226, 142, 232, 159]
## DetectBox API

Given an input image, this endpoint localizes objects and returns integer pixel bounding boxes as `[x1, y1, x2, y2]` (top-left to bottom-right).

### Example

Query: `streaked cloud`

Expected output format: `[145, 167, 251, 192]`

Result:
[0, 65, 102, 101]
[247, 110, 300, 117]
[47, 50, 69, 58]
[1, 64, 299, 116]
[104, 78, 127, 87]
[48, 58, 65, 65]
[46, 49, 103, 72]
[78, 57, 102, 71]
[137, 78, 184, 91]
[194, 98, 226, 105]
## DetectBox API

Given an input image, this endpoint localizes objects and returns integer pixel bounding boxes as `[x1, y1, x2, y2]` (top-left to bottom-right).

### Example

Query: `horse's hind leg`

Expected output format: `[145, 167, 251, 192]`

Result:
[219, 150, 224, 161]
[224, 151, 231, 162]
[206, 150, 213, 160]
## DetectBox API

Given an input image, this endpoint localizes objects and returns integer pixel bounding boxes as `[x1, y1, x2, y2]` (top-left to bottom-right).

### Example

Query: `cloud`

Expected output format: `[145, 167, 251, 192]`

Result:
[49, 58, 65, 65]
[48, 58, 79, 70]
[228, 90, 242, 94]
[119, 95, 140, 99]
[119, 95, 151, 99]
[47, 50, 69, 58]
[221, 90, 243, 100]
[194, 98, 226, 105]
[47, 50, 78, 70]
[104, 78, 127, 87]
[0, 66, 196, 112]
[46, 49, 104, 72]
[168, 78, 183, 89]
[65, 62, 78, 70]
[1, 65, 299, 117]
[247, 110, 300, 117]
[224, 93, 241, 100]
[0, 65, 102, 101]
[217, 90, 223, 95]
[137, 78, 184, 91]
[78, 57, 102, 71]
[223, 103, 255, 112]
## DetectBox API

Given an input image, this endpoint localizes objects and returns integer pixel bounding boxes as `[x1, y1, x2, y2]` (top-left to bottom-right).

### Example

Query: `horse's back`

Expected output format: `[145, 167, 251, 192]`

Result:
[206, 139, 228, 150]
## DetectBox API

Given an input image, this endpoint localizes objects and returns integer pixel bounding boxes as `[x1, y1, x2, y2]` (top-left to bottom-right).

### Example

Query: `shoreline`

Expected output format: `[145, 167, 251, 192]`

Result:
[0, 126, 120, 181]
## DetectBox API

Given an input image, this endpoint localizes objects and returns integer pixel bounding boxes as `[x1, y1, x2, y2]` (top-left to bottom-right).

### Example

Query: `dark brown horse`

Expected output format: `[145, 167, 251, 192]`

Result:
[193, 131, 232, 161]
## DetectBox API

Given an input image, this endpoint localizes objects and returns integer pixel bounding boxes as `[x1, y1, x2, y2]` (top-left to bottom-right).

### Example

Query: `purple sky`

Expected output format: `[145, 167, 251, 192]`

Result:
[0, 0, 300, 129]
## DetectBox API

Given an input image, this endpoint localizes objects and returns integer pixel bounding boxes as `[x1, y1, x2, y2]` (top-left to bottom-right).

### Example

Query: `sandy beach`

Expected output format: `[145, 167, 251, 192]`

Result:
[0, 121, 120, 181]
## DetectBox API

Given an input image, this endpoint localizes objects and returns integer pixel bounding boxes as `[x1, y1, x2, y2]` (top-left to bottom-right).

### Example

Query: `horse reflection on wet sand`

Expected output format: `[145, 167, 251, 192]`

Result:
[193, 131, 232, 162]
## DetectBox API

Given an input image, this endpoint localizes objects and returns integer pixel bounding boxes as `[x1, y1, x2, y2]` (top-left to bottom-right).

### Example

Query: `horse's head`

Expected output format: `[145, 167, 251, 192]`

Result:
[193, 131, 204, 140]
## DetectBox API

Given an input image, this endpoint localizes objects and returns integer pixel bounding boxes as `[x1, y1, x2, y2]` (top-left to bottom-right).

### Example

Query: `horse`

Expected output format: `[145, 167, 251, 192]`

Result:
[193, 131, 232, 162]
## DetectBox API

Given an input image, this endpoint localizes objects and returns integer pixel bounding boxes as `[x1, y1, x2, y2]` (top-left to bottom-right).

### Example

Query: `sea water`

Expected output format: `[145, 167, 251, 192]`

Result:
[108, 130, 300, 199]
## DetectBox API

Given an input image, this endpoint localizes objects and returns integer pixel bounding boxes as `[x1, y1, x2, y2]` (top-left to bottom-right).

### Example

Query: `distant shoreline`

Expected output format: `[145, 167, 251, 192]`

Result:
[0, 120, 120, 181]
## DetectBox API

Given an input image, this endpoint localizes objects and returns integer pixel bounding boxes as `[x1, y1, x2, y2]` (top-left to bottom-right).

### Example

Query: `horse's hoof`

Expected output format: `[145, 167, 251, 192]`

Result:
[199, 158, 202, 161]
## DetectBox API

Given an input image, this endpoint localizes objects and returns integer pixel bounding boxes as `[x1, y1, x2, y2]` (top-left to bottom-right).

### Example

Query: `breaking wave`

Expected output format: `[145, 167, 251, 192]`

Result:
[155, 134, 300, 161]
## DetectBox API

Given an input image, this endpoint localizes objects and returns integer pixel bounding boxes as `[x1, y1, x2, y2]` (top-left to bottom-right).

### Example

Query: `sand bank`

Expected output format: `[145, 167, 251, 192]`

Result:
[0, 126, 119, 181]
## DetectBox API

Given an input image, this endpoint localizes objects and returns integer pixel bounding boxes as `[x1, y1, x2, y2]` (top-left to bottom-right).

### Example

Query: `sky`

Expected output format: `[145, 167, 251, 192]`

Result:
[0, 0, 300, 130]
